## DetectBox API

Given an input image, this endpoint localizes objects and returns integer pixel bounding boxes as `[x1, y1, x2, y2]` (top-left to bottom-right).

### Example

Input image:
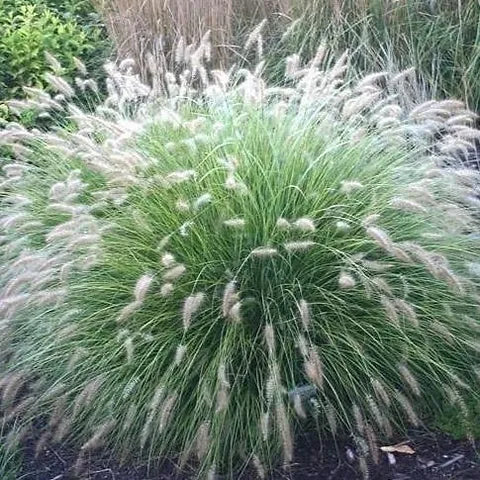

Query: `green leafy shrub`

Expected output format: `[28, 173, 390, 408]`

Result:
[1, 42, 480, 478]
[0, 1, 108, 112]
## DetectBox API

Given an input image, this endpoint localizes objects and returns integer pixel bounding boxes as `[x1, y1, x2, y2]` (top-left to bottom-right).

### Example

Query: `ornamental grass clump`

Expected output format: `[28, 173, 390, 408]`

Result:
[1, 30, 480, 478]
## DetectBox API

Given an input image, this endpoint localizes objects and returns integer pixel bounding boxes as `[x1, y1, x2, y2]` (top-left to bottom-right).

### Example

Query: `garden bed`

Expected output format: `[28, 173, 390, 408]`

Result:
[19, 430, 480, 480]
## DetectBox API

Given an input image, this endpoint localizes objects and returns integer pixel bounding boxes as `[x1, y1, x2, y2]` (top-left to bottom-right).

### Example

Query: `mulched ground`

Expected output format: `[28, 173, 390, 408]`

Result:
[17, 429, 480, 480]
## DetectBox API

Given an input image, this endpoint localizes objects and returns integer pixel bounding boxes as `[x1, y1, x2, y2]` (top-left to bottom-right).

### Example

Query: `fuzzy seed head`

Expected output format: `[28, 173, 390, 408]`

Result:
[161, 252, 176, 268]
[304, 347, 324, 389]
[224, 218, 246, 228]
[251, 246, 278, 258]
[340, 180, 364, 194]
[284, 240, 316, 252]
[175, 344, 187, 366]
[293, 217, 316, 232]
[222, 281, 238, 318]
[134, 274, 154, 302]
[160, 283, 174, 297]
[276, 218, 291, 230]
[298, 299, 311, 330]
[163, 264, 186, 282]
[182, 292, 205, 330]
[339, 271, 356, 289]
[264, 324, 276, 357]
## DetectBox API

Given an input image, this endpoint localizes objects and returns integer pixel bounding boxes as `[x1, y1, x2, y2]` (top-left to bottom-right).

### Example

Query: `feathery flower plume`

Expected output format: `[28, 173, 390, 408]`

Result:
[284, 240, 316, 253]
[1, 373, 25, 408]
[160, 283, 174, 297]
[340, 180, 364, 194]
[336, 220, 351, 232]
[371, 277, 393, 295]
[264, 324, 276, 357]
[216, 362, 231, 413]
[157, 235, 170, 252]
[222, 281, 239, 318]
[352, 404, 365, 434]
[275, 396, 293, 465]
[339, 271, 356, 289]
[325, 402, 338, 435]
[196, 421, 210, 460]
[45, 52, 63, 73]
[122, 404, 137, 432]
[180, 221, 194, 237]
[390, 243, 413, 264]
[53, 416, 73, 443]
[362, 214, 380, 227]
[161, 252, 176, 268]
[244, 19, 267, 52]
[159, 393, 177, 433]
[182, 292, 205, 330]
[398, 364, 420, 396]
[365, 395, 384, 432]
[293, 217, 316, 232]
[163, 264, 186, 282]
[223, 218, 246, 228]
[304, 347, 324, 389]
[48, 393, 68, 429]
[117, 300, 142, 323]
[134, 274, 154, 302]
[260, 411, 270, 441]
[124, 337, 134, 363]
[193, 193, 212, 210]
[81, 420, 116, 452]
[276, 217, 291, 230]
[228, 301, 243, 323]
[45, 73, 75, 97]
[35, 430, 52, 459]
[122, 377, 139, 399]
[252, 454, 266, 479]
[395, 390, 420, 426]
[297, 334, 309, 358]
[293, 393, 306, 419]
[371, 378, 391, 406]
[432, 321, 454, 343]
[380, 296, 399, 325]
[73, 56, 87, 75]
[366, 226, 393, 251]
[67, 347, 88, 372]
[391, 197, 427, 214]
[141, 384, 165, 447]
[394, 299, 418, 327]
[298, 299, 311, 330]
[73, 376, 104, 414]
[251, 246, 278, 258]
[175, 199, 190, 211]
[165, 170, 196, 185]
[175, 344, 187, 366]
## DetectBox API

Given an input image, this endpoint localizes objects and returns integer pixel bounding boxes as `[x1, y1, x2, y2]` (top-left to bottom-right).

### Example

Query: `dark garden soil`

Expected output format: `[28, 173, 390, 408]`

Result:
[17, 429, 480, 480]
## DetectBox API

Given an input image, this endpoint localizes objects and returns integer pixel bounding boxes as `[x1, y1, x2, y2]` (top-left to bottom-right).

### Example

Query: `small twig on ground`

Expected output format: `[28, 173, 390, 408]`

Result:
[439, 454, 464, 469]
[50, 447, 67, 465]
[89, 468, 116, 478]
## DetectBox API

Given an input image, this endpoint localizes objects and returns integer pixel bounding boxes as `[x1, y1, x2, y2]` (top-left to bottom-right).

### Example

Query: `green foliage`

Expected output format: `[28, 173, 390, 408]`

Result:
[0, 0, 108, 105]
[1, 54, 480, 478]
[435, 395, 480, 440]
[0, 423, 21, 480]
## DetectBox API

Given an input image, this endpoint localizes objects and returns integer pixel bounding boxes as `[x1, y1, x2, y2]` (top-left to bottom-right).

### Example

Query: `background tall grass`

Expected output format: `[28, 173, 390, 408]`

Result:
[92, 0, 480, 112]
[92, 0, 292, 78]
[278, 0, 480, 112]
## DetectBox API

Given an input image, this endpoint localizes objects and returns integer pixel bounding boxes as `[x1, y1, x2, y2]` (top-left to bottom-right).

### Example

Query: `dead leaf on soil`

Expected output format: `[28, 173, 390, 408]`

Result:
[380, 444, 415, 455]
